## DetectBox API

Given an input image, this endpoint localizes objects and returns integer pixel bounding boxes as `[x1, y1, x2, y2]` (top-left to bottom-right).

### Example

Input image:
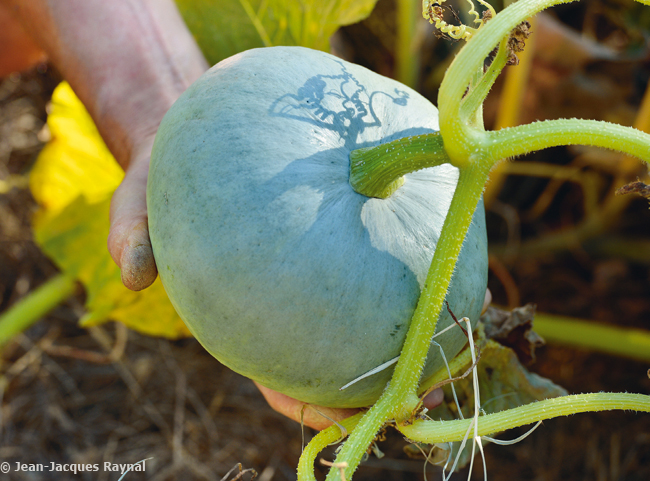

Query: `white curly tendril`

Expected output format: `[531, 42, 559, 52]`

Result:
[422, 0, 497, 41]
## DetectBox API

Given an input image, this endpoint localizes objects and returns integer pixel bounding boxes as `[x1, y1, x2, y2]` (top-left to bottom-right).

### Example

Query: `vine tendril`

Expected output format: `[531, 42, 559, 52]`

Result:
[422, 0, 496, 41]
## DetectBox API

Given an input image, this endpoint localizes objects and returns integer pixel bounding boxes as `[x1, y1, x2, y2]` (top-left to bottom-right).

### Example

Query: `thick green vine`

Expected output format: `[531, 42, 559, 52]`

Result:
[302, 0, 650, 479]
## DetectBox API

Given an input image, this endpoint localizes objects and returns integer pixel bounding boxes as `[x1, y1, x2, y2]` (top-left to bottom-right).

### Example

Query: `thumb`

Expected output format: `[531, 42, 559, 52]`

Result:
[108, 154, 157, 291]
[254, 382, 360, 431]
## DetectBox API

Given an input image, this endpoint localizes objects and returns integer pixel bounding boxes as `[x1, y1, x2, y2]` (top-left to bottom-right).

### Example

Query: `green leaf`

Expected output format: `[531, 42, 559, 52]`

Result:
[176, 0, 379, 65]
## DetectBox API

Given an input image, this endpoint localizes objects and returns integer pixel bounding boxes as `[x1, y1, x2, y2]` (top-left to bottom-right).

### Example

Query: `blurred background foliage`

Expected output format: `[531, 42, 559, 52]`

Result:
[175, 0, 380, 64]
[1, 0, 650, 479]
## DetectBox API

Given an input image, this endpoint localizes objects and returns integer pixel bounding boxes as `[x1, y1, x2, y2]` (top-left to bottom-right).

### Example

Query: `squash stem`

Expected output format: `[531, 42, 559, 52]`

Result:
[459, 37, 509, 125]
[297, 412, 364, 481]
[0, 273, 77, 346]
[484, 15, 539, 206]
[390, 162, 490, 400]
[396, 0, 420, 88]
[398, 392, 650, 442]
[487, 118, 650, 163]
[324, 390, 403, 481]
[320, 164, 489, 481]
[533, 313, 650, 363]
[348, 132, 449, 198]
[437, 0, 579, 164]
[298, 346, 478, 481]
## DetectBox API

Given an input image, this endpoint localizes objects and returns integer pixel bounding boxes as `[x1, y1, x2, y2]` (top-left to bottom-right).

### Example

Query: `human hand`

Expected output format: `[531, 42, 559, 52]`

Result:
[0, 0, 208, 290]
[256, 382, 445, 431]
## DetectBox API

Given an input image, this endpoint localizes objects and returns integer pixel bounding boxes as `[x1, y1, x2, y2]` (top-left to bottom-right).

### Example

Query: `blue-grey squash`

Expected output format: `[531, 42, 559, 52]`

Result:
[147, 46, 488, 408]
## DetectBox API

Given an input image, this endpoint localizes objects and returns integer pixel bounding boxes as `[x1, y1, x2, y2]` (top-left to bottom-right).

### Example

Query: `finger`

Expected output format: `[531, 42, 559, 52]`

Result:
[254, 382, 359, 431]
[481, 288, 492, 315]
[108, 156, 157, 291]
[422, 388, 444, 410]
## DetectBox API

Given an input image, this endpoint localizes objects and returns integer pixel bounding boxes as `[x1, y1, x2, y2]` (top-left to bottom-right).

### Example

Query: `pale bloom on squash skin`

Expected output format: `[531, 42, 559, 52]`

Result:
[0, 0, 208, 292]
[257, 289, 492, 431]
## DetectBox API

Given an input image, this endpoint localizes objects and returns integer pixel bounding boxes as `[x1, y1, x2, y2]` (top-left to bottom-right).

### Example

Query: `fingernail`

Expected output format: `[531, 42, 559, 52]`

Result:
[481, 288, 492, 315]
[120, 242, 158, 291]
[422, 388, 445, 410]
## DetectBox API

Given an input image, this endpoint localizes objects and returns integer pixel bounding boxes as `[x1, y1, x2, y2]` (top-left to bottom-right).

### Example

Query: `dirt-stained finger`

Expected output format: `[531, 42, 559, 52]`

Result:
[108, 155, 157, 291]
[118, 225, 158, 291]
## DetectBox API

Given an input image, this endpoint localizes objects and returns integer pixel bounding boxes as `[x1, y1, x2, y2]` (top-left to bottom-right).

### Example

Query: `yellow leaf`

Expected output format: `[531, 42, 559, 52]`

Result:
[30, 82, 190, 339]
[30, 82, 123, 217]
